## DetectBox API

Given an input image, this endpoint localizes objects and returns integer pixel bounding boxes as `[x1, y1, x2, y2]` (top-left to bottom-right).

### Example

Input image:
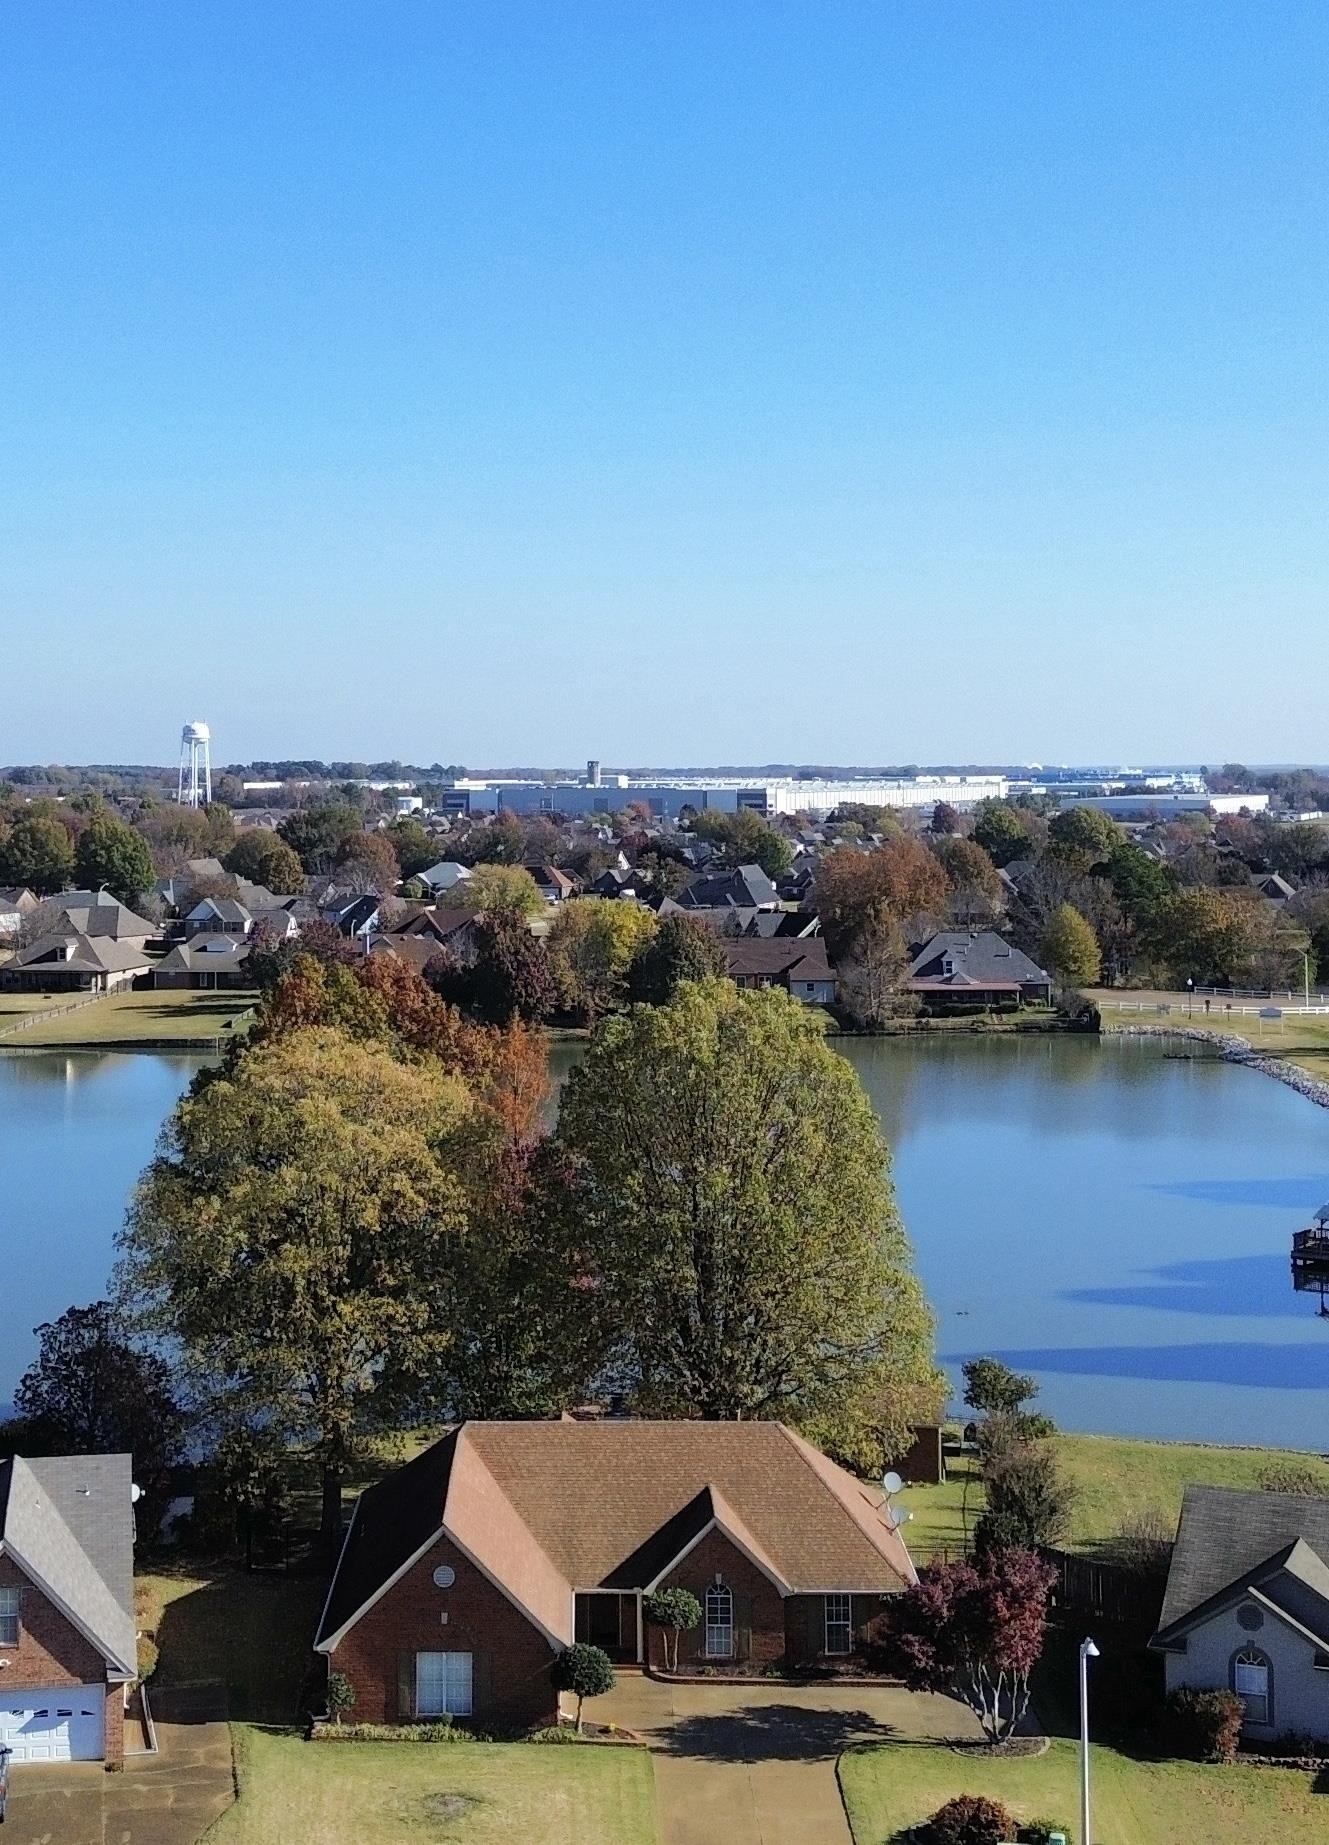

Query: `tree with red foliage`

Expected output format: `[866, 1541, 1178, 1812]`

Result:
[886, 1548, 1056, 1743]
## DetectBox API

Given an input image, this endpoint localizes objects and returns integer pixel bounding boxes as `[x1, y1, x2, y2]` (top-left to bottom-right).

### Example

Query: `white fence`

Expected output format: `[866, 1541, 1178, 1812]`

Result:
[1105, 1000, 1329, 1017]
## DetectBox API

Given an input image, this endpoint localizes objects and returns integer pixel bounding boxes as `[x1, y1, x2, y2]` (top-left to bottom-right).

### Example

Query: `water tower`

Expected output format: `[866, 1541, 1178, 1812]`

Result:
[178, 721, 213, 808]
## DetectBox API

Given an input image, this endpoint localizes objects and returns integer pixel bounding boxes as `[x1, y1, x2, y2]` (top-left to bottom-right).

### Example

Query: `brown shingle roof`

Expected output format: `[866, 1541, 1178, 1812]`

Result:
[317, 1419, 915, 1654]
[467, 1421, 912, 1592]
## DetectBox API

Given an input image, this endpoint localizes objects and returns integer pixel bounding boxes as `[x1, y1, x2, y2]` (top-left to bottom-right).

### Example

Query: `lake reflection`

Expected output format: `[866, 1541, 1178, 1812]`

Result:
[4, 1035, 1329, 1444]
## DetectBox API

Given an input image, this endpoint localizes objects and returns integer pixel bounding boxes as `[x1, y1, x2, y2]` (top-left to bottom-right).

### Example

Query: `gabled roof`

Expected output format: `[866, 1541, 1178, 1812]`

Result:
[1152, 1486, 1329, 1652]
[909, 931, 1051, 988]
[11, 930, 152, 974]
[722, 938, 836, 984]
[316, 1420, 915, 1655]
[0, 1455, 136, 1678]
[155, 934, 252, 972]
[677, 865, 779, 910]
[44, 894, 156, 941]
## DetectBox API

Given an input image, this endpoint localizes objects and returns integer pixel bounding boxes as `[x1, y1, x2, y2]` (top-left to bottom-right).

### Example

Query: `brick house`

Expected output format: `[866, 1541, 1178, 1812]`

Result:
[315, 1421, 916, 1730]
[0, 1455, 137, 1764]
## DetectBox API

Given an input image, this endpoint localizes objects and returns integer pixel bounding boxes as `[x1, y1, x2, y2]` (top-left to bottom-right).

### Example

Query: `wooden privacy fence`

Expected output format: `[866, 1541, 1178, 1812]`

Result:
[1044, 1548, 1161, 1630]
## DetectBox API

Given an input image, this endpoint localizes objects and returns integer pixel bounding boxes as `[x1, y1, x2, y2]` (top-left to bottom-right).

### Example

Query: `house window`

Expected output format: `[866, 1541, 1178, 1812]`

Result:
[415, 1650, 473, 1718]
[0, 1588, 18, 1647]
[1233, 1648, 1271, 1726]
[704, 1583, 734, 1660]
[824, 1594, 853, 1656]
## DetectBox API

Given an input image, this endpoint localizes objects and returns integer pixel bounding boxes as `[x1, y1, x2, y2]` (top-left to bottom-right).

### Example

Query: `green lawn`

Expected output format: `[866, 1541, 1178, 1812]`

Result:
[902, 1435, 1329, 1562]
[4, 985, 256, 1046]
[208, 1727, 657, 1845]
[1095, 991, 1329, 1083]
[140, 1563, 658, 1845]
[838, 1736, 1328, 1845]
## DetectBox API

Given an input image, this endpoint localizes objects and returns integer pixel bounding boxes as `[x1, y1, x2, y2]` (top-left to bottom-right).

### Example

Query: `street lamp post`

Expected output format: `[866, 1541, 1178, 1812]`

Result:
[1079, 1637, 1100, 1845]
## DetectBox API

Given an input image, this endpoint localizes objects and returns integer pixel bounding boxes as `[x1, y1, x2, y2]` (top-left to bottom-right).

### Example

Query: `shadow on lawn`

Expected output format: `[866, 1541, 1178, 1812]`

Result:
[152, 1563, 327, 1725]
[654, 1701, 904, 1763]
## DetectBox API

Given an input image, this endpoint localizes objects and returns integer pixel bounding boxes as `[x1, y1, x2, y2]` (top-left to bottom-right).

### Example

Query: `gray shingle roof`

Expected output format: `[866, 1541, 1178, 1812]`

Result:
[11, 930, 152, 975]
[0, 1454, 136, 1677]
[678, 864, 779, 910]
[909, 931, 1051, 988]
[1152, 1485, 1329, 1651]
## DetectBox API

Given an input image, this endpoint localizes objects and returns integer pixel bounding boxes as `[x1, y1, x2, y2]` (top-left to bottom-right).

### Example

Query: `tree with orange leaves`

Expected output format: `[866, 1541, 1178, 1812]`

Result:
[814, 836, 950, 958]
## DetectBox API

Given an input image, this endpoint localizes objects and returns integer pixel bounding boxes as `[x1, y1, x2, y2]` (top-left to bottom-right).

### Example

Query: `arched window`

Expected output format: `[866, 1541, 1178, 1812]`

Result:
[704, 1582, 734, 1660]
[1232, 1647, 1271, 1726]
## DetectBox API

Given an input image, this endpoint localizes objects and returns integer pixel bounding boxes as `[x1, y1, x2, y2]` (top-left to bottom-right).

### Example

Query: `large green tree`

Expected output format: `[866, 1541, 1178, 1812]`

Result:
[1141, 887, 1260, 986]
[118, 1027, 477, 1548]
[554, 981, 939, 1465]
[688, 809, 794, 878]
[224, 830, 306, 893]
[277, 803, 364, 873]
[627, 912, 728, 1005]
[74, 815, 155, 905]
[10, 1301, 183, 1527]
[971, 802, 1035, 867]
[0, 814, 75, 894]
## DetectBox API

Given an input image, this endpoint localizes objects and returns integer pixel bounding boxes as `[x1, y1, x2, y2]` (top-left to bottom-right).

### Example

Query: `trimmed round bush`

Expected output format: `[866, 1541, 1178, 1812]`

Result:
[926, 1794, 1018, 1845]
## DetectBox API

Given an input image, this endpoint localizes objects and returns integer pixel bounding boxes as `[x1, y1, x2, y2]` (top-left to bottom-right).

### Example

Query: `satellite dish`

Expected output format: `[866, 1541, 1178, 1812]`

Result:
[130, 1484, 142, 1504]
[432, 1565, 456, 1590]
[882, 1471, 903, 1497]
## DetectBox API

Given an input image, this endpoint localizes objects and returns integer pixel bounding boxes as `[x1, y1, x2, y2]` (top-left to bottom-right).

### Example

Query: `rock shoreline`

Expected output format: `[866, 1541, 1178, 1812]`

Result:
[1112, 1023, 1329, 1111]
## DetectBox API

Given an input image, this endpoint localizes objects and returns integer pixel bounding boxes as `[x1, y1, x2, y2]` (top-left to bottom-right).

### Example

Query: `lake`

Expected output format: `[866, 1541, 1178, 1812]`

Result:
[3, 1035, 1328, 1445]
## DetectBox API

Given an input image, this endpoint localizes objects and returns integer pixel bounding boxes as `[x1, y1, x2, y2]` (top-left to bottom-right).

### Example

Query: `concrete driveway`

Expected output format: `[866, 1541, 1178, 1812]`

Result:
[3, 1684, 234, 1845]
[591, 1674, 981, 1845]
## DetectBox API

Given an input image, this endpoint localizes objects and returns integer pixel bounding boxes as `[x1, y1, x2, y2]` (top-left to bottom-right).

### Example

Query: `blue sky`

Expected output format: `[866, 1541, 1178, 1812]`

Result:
[2, 2, 1325, 769]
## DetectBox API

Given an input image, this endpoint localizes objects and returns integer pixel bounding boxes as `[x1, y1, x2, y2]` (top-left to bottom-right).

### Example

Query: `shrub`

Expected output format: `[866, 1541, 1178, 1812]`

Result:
[325, 1670, 356, 1724]
[926, 1794, 1018, 1845]
[136, 1634, 159, 1683]
[1018, 1821, 1073, 1844]
[312, 1720, 473, 1743]
[529, 1724, 585, 1744]
[1166, 1686, 1244, 1763]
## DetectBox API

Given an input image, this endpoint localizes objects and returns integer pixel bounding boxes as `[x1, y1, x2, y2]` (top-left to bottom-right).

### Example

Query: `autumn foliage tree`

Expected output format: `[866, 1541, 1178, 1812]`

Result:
[814, 838, 949, 958]
[885, 1548, 1057, 1743]
[118, 1027, 479, 1550]
[1040, 902, 1102, 986]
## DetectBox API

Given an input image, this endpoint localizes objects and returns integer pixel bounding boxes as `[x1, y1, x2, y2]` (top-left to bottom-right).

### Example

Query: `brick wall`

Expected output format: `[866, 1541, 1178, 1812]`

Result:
[651, 1529, 786, 1670]
[329, 1535, 559, 1732]
[784, 1591, 895, 1665]
[0, 1554, 120, 1760]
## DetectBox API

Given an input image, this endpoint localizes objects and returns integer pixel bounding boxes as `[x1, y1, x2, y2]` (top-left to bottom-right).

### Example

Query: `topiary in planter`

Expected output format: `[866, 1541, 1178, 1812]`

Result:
[926, 1793, 1019, 1845]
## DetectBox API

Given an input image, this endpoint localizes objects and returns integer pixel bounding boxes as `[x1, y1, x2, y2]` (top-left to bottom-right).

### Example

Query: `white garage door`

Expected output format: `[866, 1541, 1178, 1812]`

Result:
[0, 1689, 103, 1762]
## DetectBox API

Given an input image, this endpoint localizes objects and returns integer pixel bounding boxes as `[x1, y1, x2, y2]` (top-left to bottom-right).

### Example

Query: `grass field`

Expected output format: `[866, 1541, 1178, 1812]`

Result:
[1094, 989, 1329, 1083]
[902, 1434, 1329, 1561]
[208, 1728, 658, 1845]
[141, 1563, 657, 1845]
[0, 985, 256, 1046]
[838, 1736, 1329, 1845]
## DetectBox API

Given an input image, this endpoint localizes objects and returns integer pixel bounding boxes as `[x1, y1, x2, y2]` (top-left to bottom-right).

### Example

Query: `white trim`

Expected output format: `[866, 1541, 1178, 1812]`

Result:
[641, 1518, 791, 1596]
[440, 1524, 567, 1652]
[0, 1540, 135, 1679]
[1245, 1586, 1329, 1655]
[317, 1517, 569, 1656]
[314, 1522, 445, 1654]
